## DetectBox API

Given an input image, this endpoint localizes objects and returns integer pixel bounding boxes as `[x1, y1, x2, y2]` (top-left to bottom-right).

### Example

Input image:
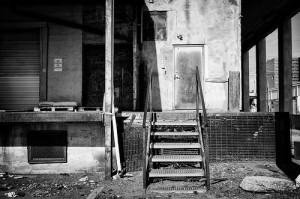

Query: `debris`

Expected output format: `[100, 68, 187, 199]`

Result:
[122, 173, 133, 177]
[16, 191, 25, 197]
[57, 185, 65, 190]
[296, 175, 300, 188]
[113, 174, 121, 180]
[14, 175, 23, 179]
[86, 186, 104, 199]
[32, 190, 50, 197]
[240, 176, 295, 192]
[79, 176, 88, 182]
[0, 172, 9, 178]
[211, 178, 228, 184]
[0, 184, 14, 191]
[60, 173, 70, 176]
[79, 192, 85, 196]
[4, 192, 17, 198]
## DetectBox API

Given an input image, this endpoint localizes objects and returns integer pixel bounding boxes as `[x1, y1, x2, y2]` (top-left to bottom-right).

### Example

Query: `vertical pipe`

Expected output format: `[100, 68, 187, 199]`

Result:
[256, 39, 267, 112]
[242, 51, 250, 111]
[278, 19, 292, 113]
[105, 0, 114, 180]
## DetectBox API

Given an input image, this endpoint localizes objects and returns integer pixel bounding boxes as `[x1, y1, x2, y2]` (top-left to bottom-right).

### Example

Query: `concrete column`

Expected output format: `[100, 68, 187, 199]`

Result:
[256, 39, 267, 112]
[242, 51, 250, 112]
[105, 0, 114, 180]
[278, 19, 292, 113]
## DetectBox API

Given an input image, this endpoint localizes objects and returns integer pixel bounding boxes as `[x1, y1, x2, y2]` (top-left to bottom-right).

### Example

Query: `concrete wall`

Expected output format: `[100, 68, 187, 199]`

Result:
[46, 6, 83, 104]
[0, 123, 106, 174]
[142, 0, 241, 111]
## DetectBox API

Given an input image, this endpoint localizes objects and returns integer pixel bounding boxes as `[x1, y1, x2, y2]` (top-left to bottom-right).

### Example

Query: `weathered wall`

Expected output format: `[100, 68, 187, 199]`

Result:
[142, 0, 241, 111]
[43, 6, 83, 104]
[0, 123, 107, 174]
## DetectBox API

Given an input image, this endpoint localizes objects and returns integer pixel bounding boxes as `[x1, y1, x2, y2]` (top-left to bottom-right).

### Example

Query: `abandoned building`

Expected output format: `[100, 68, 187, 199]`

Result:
[0, 0, 300, 193]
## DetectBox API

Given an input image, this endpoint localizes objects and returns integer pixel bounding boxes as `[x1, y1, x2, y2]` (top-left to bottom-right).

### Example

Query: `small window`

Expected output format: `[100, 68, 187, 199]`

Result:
[28, 130, 67, 164]
[143, 11, 167, 41]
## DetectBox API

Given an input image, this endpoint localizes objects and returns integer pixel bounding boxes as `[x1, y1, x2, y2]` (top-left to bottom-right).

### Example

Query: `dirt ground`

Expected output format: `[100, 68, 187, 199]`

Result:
[1, 162, 300, 199]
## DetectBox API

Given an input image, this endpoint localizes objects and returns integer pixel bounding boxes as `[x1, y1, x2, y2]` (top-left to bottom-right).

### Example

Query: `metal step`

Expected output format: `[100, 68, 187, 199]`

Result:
[151, 155, 202, 162]
[149, 186, 206, 194]
[152, 122, 197, 126]
[150, 142, 201, 149]
[149, 169, 204, 178]
[151, 131, 199, 136]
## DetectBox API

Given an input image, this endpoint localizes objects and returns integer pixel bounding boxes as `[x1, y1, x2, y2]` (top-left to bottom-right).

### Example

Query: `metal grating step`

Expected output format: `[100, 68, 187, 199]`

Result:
[150, 142, 201, 149]
[149, 169, 204, 178]
[151, 132, 199, 136]
[149, 186, 206, 194]
[152, 122, 197, 126]
[151, 155, 202, 162]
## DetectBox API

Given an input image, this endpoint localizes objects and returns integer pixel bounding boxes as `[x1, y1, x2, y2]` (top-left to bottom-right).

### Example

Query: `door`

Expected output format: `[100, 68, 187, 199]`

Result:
[0, 29, 40, 110]
[174, 46, 203, 109]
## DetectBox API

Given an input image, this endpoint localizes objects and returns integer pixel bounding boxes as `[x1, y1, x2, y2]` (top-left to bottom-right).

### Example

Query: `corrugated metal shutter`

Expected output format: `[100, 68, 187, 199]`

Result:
[0, 29, 40, 110]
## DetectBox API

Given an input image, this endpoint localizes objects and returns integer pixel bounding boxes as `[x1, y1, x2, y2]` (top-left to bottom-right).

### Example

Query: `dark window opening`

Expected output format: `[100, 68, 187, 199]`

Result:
[143, 11, 167, 41]
[28, 130, 67, 164]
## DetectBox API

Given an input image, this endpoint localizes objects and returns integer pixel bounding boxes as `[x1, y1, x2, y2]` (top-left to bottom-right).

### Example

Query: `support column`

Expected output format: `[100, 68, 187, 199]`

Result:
[105, 0, 114, 180]
[242, 51, 250, 112]
[133, 0, 140, 111]
[256, 39, 267, 112]
[278, 19, 292, 113]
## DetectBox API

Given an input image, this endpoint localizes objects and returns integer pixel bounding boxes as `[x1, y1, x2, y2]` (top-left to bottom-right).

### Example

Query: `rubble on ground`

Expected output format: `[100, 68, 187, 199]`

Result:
[240, 176, 295, 192]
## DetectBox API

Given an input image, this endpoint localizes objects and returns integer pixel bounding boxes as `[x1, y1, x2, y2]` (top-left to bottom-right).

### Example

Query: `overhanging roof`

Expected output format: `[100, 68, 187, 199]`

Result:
[242, 0, 300, 52]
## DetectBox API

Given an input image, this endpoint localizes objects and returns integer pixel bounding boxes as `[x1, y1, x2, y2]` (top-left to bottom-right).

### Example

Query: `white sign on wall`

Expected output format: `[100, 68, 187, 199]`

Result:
[54, 58, 63, 72]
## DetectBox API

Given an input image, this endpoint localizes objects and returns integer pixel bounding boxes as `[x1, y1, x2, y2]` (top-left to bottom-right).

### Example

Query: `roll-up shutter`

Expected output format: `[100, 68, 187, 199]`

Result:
[0, 29, 40, 110]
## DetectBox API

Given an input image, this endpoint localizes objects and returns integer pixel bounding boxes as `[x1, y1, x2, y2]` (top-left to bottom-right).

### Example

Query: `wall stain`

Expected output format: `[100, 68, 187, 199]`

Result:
[228, 0, 237, 6]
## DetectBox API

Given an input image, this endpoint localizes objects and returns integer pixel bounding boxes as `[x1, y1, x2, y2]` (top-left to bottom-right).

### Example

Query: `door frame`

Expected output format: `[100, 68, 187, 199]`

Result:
[172, 44, 206, 110]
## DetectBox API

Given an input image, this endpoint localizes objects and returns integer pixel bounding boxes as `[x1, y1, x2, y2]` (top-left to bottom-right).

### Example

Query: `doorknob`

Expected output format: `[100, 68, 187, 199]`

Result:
[175, 72, 180, 80]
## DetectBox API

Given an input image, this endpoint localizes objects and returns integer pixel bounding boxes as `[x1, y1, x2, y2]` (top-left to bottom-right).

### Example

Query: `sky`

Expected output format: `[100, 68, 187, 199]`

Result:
[249, 12, 300, 92]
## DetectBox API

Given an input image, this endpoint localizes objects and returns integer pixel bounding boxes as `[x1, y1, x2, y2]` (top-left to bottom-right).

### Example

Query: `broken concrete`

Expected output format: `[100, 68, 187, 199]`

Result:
[240, 176, 295, 192]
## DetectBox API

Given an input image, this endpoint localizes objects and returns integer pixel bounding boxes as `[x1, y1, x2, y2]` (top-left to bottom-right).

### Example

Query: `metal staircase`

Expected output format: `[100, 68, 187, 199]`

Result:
[142, 66, 210, 193]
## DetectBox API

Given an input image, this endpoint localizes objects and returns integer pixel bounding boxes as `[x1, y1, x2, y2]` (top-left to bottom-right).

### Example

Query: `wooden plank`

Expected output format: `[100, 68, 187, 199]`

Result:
[256, 38, 267, 112]
[0, 112, 103, 123]
[278, 19, 293, 113]
[228, 71, 240, 112]
[242, 51, 250, 112]
[86, 186, 105, 199]
[105, 0, 114, 180]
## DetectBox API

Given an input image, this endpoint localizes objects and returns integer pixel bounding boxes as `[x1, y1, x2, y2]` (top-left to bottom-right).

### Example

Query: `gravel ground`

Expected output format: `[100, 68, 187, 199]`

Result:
[0, 163, 299, 199]
[95, 162, 300, 199]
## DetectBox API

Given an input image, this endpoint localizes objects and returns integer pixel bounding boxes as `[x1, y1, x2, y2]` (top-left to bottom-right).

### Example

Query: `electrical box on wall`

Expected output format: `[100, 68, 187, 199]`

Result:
[54, 58, 63, 72]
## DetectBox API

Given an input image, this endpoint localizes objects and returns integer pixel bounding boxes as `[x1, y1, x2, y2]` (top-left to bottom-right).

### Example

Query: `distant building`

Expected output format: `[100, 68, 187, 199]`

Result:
[266, 58, 300, 89]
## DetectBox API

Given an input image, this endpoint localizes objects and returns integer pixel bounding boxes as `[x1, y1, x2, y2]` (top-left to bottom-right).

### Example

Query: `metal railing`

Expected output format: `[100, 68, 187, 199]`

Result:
[195, 65, 210, 190]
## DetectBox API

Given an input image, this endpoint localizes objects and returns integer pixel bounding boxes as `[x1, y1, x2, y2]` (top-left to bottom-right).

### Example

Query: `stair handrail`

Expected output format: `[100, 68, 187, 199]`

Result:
[195, 65, 210, 190]
[143, 66, 153, 189]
